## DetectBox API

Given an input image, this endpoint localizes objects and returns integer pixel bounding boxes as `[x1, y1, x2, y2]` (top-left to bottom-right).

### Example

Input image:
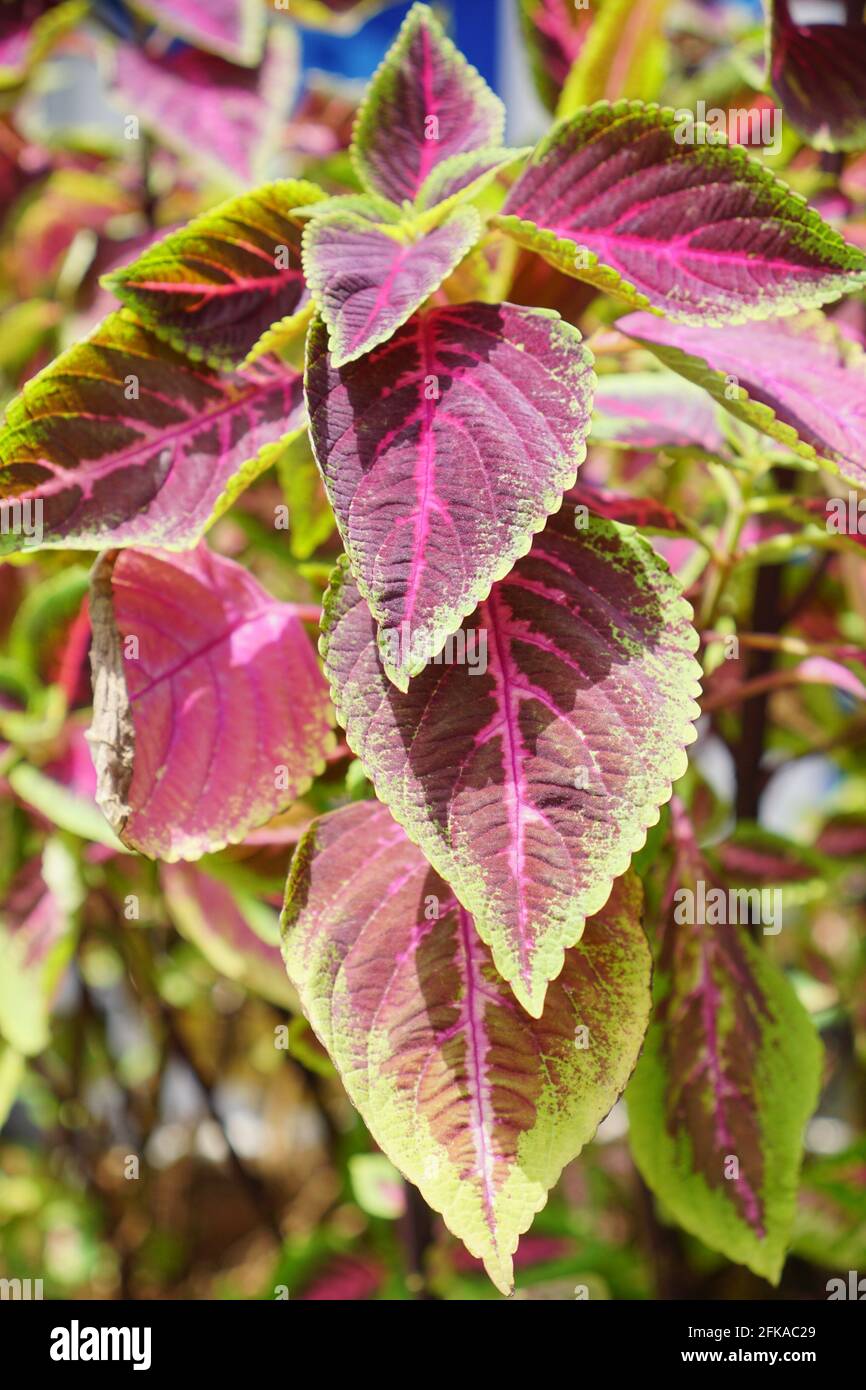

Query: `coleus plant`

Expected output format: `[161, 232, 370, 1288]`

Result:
[2, 1, 865, 1294]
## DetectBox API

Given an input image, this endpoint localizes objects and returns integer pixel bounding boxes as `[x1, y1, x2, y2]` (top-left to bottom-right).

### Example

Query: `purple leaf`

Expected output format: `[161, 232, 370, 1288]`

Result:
[87, 545, 333, 861]
[568, 481, 685, 533]
[769, 0, 866, 152]
[0, 312, 305, 555]
[306, 302, 596, 690]
[591, 371, 725, 453]
[282, 800, 652, 1293]
[351, 3, 505, 206]
[619, 309, 866, 489]
[0, 1, 84, 88]
[627, 803, 823, 1282]
[0, 850, 77, 1056]
[517, 0, 592, 112]
[129, 0, 266, 67]
[320, 503, 701, 1014]
[303, 206, 481, 368]
[162, 863, 297, 1007]
[112, 26, 295, 187]
[709, 826, 825, 887]
[103, 180, 324, 370]
[496, 100, 866, 323]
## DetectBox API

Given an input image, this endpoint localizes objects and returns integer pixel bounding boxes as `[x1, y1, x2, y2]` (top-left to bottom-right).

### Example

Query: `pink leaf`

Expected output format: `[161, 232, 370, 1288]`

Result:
[88, 545, 333, 861]
[129, 0, 266, 67]
[161, 862, 296, 1007]
[112, 27, 294, 186]
[496, 101, 866, 323]
[0, 313, 305, 555]
[282, 800, 652, 1294]
[351, 4, 505, 206]
[306, 302, 595, 689]
[320, 502, 701, 1014]
[591, 371, 725, 453]
[619, 309, 866, 489]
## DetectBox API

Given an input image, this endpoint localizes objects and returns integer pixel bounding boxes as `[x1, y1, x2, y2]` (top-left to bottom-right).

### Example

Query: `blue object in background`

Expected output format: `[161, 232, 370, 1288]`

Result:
[300, 0, 501, 92]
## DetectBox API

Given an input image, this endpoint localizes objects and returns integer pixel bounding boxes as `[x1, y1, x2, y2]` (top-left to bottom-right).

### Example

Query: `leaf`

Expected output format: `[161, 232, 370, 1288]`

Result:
[162, 862, 297, 1008]
[281, 800, 652, 1294]
[303, 206, 481, 368]
[87, 545, 333, 861]
[768, 0, 866, 153]
[557, 0, 669, 118]
[517, 0, 592, 112]
[6, 170, 138, 297]
[7, 762, 127, 851]
[568, 481, 684, 534]
[112, 26, 296, 187]
[627, 809, 823, 1282]
[0, 0, 87, 90]
[320, 503, 701, 1015]
[351, 3, 505, 207]
[291, 193, 402, 225]
[0, 311, 305, 555]
[129, 0, 266, 67]
[0, 300, 60, 386]
[618, 309, 866, 490]
[275, 432, 334, 561]
[0, 847, 78, 1057]
[591, 371, 725, 453]
[103, 180, 325, 371]
[348, 1154, 406, 1220]
[793, 1142, 866, 1271]
[414, 147, 531, 214]
[494, 100, 866, 324]
[306, 303, 596, 690]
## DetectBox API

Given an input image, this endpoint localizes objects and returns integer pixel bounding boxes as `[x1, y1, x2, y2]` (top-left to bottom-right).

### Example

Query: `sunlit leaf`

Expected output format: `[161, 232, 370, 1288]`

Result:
[104, 180, 325, 370]
[495, 100, 866, 323]
[0, 312, 305, 554]
[282, 800, 652, 1293]
[320, 503, 701, 1014]
[306, 302, 595, 689]
[351, 3, 505, 206]
[88, 544, 333, 861]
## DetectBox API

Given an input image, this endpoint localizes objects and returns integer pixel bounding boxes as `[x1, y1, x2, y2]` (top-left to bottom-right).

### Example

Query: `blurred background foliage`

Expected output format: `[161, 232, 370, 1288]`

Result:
[0, 0, 865, 1300]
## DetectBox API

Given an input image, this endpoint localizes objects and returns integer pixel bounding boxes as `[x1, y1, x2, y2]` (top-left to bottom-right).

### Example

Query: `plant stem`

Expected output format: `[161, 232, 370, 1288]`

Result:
[401, 1184, 437, 1299]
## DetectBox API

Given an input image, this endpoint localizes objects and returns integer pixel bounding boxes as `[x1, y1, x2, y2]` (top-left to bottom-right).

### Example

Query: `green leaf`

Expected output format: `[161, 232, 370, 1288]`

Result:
[627, 816, 823, 1282]
[275, 432, 334, 561]
[103, 180, 325, 371]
